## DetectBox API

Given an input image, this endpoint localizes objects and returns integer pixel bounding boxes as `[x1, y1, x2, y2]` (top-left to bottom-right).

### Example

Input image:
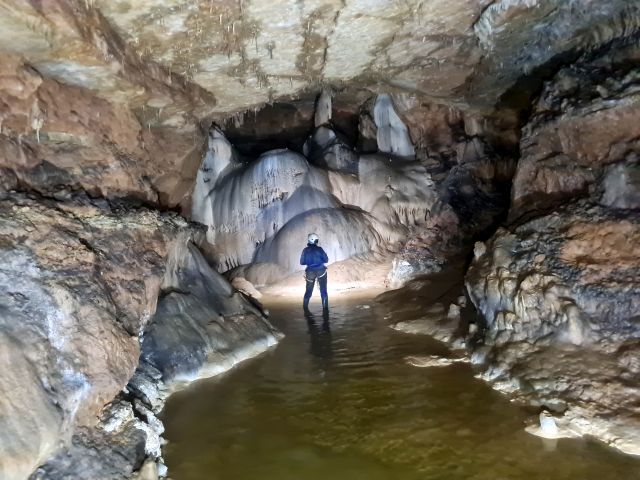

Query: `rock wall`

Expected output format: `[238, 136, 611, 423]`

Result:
[510, 40, 640, 222]
[0, 33, 280, 480]
[32, 231, 281, 480]
[141, 241, 280, 383]
[0, 193, 189, 479]
[465, 42, 640, 454]
[0, 52, 206, 208]
[384, 99, 516, 286]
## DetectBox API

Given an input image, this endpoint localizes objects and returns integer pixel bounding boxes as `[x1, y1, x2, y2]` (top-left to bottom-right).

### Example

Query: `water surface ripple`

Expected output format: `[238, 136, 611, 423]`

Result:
[162, 298, 639, 480]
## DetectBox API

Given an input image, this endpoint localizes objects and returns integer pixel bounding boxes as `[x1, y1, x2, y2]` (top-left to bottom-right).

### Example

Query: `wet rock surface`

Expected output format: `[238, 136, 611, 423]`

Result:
[467, 202, 640, 454]
[0, 191, 281, 479]
[141, 242, 281, 383]
[0, 193, 189, 479]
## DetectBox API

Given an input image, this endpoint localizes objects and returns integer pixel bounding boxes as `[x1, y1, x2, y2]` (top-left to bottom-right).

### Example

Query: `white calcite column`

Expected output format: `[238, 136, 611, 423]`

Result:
[373, 94, 415, 159]
[314, 88, 332, 127]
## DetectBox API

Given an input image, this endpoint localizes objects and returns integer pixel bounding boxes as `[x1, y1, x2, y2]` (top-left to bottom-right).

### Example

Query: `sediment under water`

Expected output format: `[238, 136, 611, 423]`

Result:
[162, 296, 639, 480]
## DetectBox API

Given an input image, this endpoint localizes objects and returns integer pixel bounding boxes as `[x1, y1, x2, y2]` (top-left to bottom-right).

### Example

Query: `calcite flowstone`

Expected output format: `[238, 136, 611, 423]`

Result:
[404, 355, 468, 368]
[191, 120, 437, 284]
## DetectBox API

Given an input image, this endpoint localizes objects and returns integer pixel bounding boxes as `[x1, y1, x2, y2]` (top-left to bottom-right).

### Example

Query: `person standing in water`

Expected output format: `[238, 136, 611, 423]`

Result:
[300, 233, 329, 313]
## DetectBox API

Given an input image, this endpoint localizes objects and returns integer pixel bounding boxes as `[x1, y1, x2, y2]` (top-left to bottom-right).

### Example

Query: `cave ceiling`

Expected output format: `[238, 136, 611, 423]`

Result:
[0, 0, 639, 122]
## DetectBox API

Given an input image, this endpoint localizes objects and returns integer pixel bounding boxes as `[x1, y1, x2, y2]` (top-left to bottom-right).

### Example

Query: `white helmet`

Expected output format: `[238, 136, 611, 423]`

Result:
[307, 233, 319, 245]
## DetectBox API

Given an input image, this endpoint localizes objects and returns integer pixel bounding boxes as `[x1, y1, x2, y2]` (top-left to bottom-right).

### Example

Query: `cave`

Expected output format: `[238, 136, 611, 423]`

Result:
[1, 1, 640, 479]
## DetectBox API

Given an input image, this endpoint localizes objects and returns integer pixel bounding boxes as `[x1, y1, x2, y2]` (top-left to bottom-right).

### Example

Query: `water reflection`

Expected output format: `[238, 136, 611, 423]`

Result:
[305, 310, 333, 360]
[162, 299, 640, 480]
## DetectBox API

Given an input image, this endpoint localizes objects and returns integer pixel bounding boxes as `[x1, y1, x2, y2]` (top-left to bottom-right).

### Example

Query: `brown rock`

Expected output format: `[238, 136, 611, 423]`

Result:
[466, 203, 640, 455]
[511, 43, 640, 220]
[0, 193, 191, 479]
[0, 53, 206, 206]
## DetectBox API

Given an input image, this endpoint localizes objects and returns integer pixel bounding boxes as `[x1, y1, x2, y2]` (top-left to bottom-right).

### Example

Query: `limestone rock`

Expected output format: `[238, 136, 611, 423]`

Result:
[304, 126, 359, 173]
[132, 459, 158, 480]
[601, 161, 640, 210]
[0, 53, 206, 208]
[314, 89, 332, 127]
[30, 424, 148, 480]
[0, 0, 639, 474]
[0, 193, 190, 479]
[524, 410, 581, 440]
[192, 128, 438, 283]
[141, 242, 281, 383]
[391, 302, 464, 345]
[404, 355, 468, 368]
[231, 277, 263, 301]
[470, 0, 640, 107]
[0, 0, 638, 117]
[466, 202, 640, 455]
[357, 111, 378, 153]
[25, 217, 283, 479]
[511, 42, 640, 221]
[373, 94, 415, 160]
[100, 401, 135, 434]
[386, 207, 463, 287]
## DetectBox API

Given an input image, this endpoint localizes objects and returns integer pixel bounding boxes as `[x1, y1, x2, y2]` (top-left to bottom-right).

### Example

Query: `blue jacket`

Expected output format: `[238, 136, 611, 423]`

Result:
[300, 244, 328, 272]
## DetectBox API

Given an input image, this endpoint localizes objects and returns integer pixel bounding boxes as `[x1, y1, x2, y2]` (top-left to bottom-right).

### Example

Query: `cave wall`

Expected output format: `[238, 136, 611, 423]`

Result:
[465, 40, 640, 454]
[0, 53, 206, 207]
[510, 40, 640, 221]
[0, 0, 639, 477]
[30, 233, 281, 480]
[0, 24, 279, 480]
[0, 193, 190, 478]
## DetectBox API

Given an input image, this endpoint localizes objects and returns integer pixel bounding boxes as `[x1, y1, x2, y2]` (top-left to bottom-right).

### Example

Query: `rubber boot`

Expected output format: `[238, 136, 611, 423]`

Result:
[321, 296, 329, 313]
[303, 296, 311, 312]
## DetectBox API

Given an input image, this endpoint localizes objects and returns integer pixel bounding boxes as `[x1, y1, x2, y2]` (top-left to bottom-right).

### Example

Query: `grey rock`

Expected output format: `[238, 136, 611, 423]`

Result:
[466, 202, 640, 455]
[601, 161, 640, 210]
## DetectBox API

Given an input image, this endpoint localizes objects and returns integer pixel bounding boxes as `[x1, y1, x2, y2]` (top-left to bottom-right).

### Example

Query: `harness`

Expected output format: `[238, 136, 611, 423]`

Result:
[305, 269, 327, 282]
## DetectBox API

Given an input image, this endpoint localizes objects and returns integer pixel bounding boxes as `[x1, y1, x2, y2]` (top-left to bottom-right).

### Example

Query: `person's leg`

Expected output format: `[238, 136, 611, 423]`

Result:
[319, 272, 328, 312]
[303, 272, 316, 311]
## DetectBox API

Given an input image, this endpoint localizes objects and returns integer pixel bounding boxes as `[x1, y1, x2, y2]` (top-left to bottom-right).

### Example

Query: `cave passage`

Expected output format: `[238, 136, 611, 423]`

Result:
[3, 2, 640, 478]
[161, 295, 638, 480]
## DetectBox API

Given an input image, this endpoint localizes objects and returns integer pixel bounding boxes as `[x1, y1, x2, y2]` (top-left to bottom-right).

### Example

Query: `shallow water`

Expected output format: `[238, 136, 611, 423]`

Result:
[162, 296, 639, 480]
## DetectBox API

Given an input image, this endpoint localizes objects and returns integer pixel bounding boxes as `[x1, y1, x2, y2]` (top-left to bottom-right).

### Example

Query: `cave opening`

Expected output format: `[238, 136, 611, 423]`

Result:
[1, 2, 640, 480]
